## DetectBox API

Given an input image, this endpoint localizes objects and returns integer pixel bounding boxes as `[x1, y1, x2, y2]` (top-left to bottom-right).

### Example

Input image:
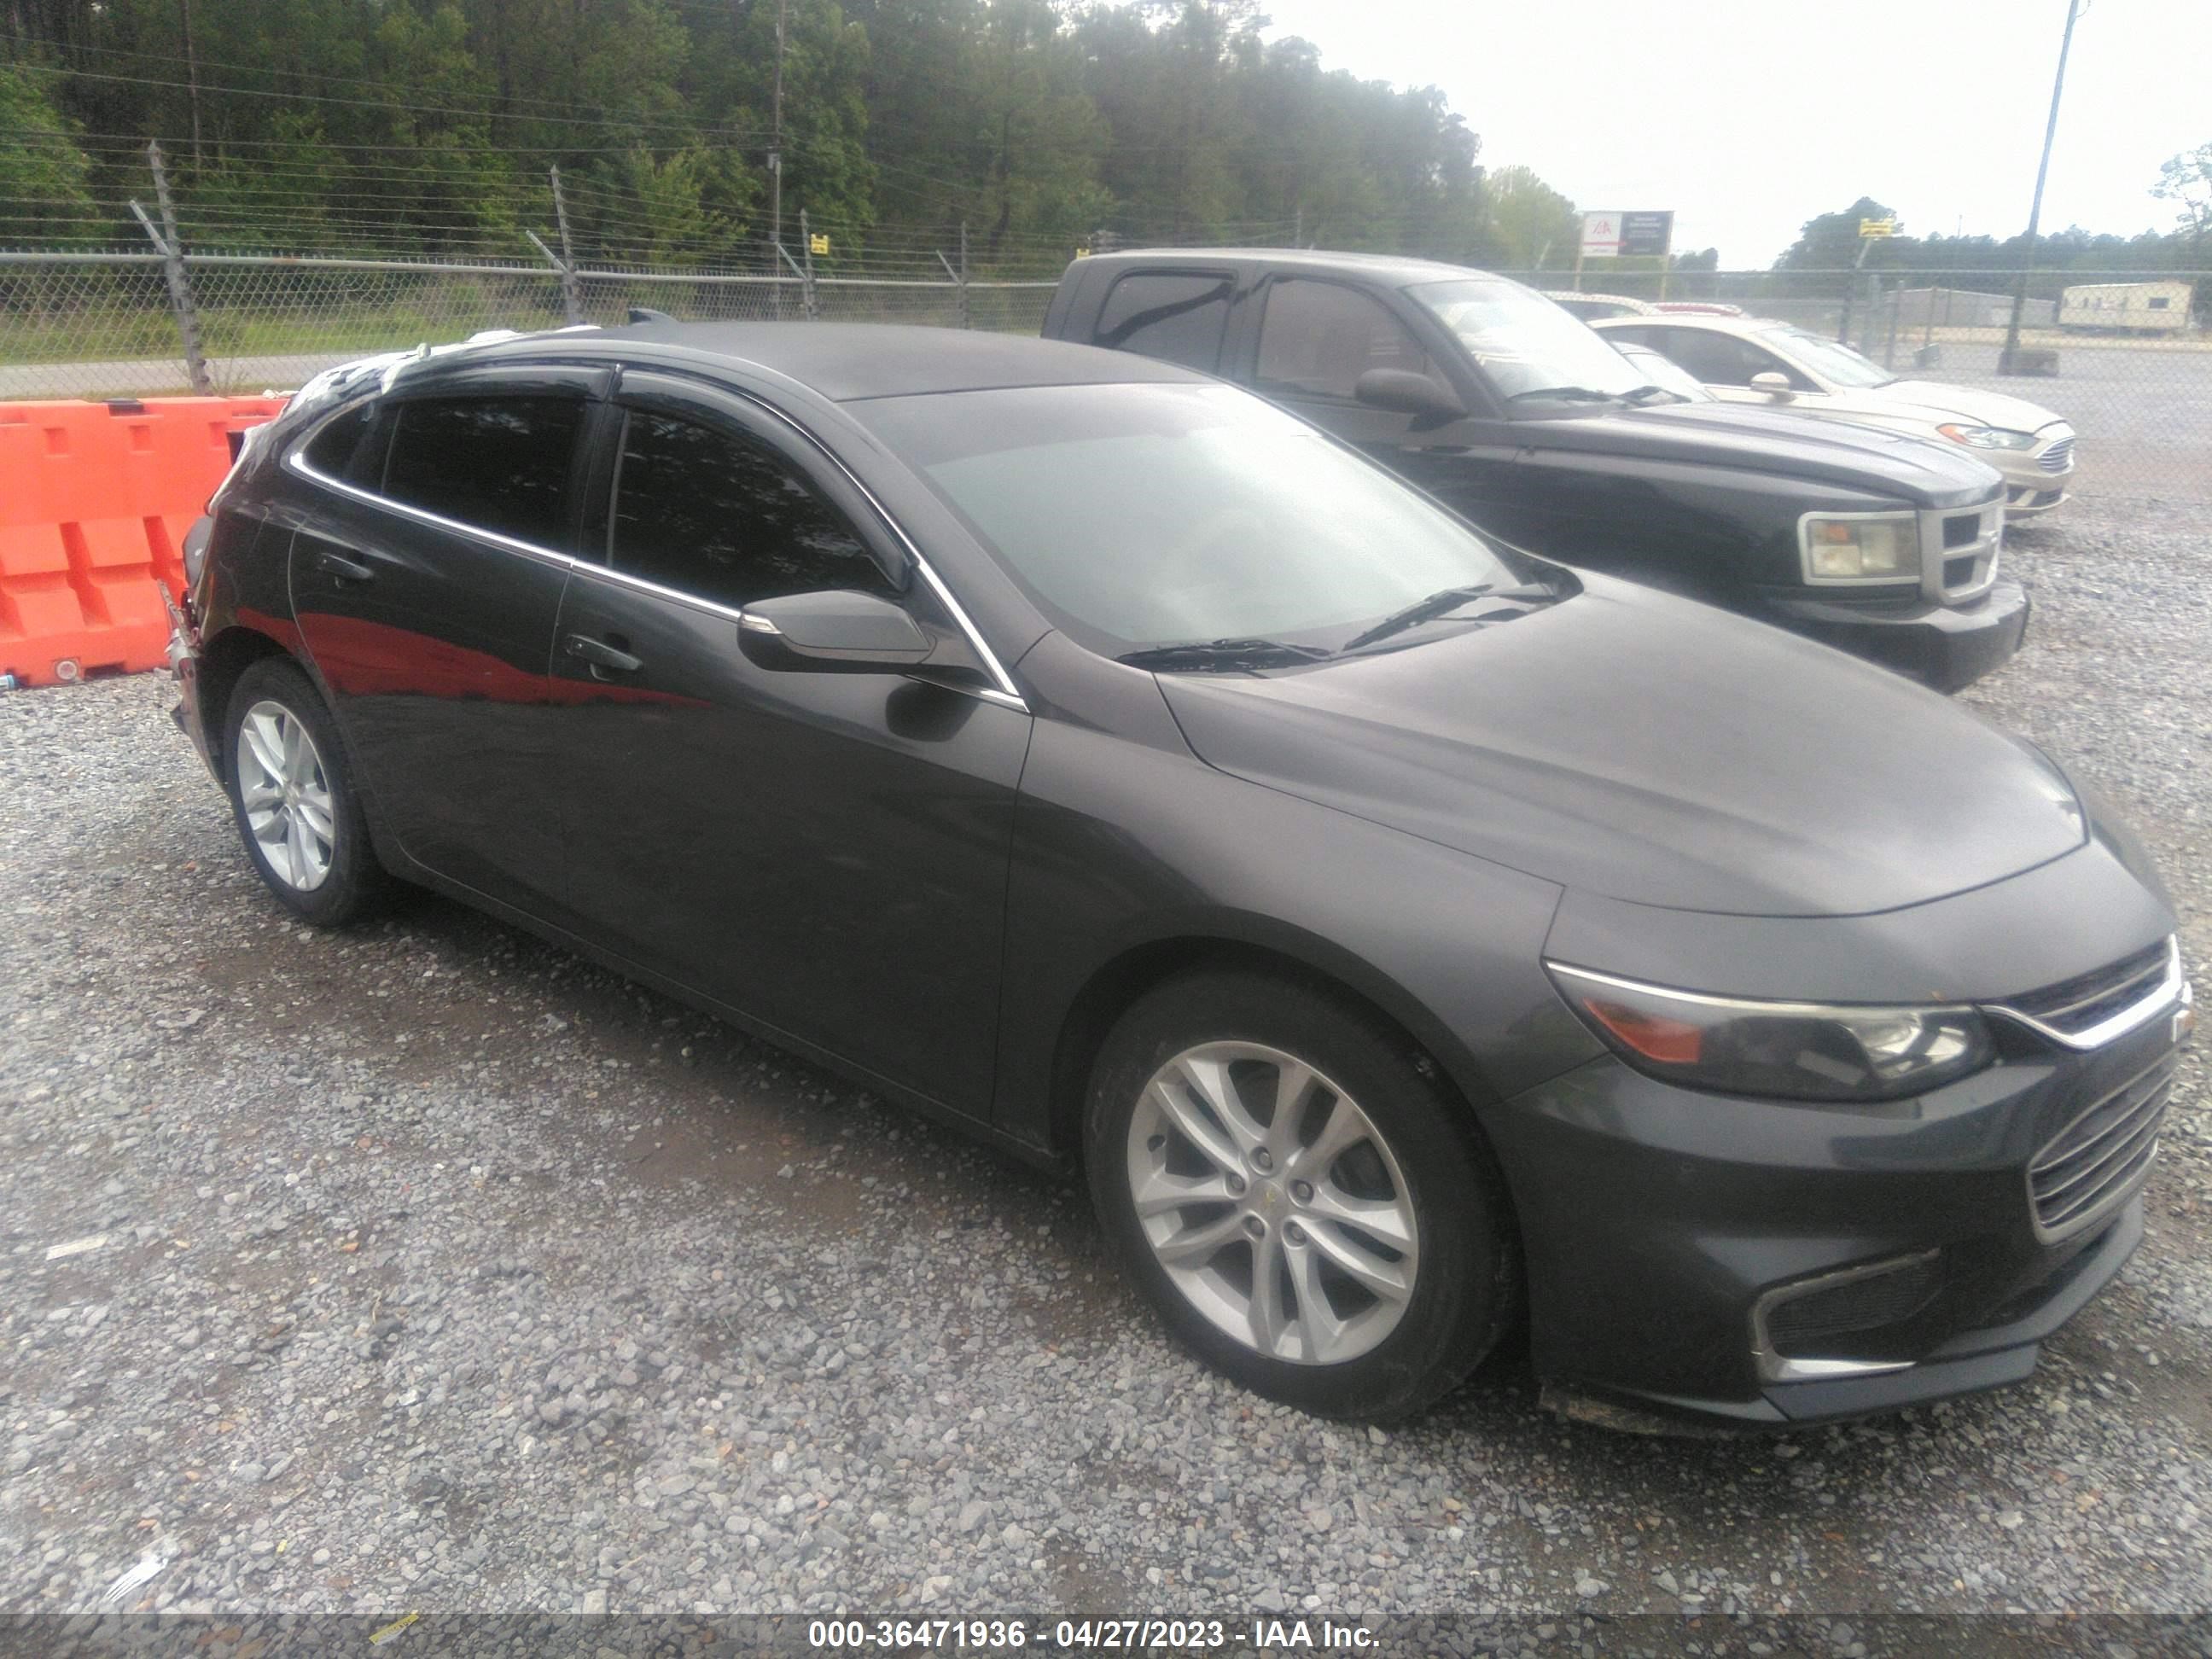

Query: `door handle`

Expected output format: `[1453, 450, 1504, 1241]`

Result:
[317, 550, 375, 584]
[563, 632, 643, 676]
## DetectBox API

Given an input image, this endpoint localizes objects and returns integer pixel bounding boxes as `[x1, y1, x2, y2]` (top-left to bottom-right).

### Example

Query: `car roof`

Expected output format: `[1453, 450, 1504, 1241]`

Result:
[427, 321, 1208, 403]
[1077, 247, 1497, 288]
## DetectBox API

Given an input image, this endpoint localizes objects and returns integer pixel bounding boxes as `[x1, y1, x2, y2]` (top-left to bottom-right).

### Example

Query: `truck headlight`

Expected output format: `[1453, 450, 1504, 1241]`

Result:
[1936, 423, 2037, 450]
[1547, 963, 1993, 1103]
[1800, 513, 1918, 582]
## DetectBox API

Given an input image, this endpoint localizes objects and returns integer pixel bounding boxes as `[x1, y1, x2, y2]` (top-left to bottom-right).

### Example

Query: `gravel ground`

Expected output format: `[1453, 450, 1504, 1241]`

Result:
[0, 492, 2206, 1626]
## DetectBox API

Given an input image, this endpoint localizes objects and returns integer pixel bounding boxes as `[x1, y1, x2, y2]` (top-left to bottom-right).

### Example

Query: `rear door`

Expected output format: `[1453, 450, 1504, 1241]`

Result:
[547, 372, 1030, 1118]
[288, 364, 601, 913]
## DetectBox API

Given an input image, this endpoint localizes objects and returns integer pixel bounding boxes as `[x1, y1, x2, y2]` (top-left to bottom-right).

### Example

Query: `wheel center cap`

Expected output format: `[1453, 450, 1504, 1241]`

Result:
[1259, 1183, 1284, 1214]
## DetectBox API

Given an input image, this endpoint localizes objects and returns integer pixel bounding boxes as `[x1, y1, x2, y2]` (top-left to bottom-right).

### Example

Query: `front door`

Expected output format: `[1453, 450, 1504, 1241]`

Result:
[1239, 276, 1538, 542]
[549, 373, 1030, 1118]
[288, 368, 600, 913]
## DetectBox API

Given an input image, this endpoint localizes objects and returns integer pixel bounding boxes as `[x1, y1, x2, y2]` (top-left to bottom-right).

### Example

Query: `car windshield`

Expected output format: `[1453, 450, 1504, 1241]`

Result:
[856, 381, 1541, 657]
[1408, 277, 1648, 401]
[1761, 324, 1897, 388]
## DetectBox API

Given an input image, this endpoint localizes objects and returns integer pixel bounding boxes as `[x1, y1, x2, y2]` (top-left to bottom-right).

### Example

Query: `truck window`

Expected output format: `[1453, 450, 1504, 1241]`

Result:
[1255, 279, 1440, 402]
[1094, 272, 1233, 371]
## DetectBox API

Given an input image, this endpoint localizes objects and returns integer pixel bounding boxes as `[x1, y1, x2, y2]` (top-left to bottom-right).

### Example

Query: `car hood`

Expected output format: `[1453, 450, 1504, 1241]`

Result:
[1813, 379, 2068, 434]
[1525, 399, 2003, 506]
[1158, 581, 2085, 917]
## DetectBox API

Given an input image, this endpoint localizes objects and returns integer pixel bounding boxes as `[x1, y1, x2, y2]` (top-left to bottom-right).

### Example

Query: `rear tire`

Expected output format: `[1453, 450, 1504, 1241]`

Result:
[223, 656, 390, 927]
[1084, 969, 1519, 1421]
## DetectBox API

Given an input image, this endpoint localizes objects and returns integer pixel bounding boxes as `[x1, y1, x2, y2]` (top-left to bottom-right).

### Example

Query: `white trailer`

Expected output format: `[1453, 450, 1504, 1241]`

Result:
[2058, 281, 2194, 335]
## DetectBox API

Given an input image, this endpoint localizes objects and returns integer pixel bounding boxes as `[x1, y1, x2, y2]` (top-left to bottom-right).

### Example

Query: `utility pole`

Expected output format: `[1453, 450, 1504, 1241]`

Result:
[139, 142, 210, 394]
[2001, 0, 2083, 374]
[180, 0, 204, 169]
[769, 0, 788, 265]
[548, 166, 585, 324]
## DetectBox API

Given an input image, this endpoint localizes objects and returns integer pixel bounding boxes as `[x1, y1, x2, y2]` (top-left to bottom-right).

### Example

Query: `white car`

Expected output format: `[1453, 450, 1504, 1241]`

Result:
[1591, 314, 2075, 516]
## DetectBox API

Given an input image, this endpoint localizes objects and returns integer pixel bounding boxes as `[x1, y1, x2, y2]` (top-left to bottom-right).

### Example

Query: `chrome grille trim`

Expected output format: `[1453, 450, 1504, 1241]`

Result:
[1988, 937, 2186, 1051]
[2038, 436, 2075, 474]
[2028, 1054, 2176, 1241]
[1920, 502, 2003, 603]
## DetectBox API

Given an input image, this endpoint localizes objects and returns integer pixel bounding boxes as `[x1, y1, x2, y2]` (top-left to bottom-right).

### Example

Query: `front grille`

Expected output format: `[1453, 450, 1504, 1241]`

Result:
[2039, 437, 2075, 474]
[1941, 513, 1982, 549]
[1766, 1254, 1944, 1355]
[1943, 554, 1978, 589]
[2029, 1057, 2174, 1237]
[2004, 940, 2172, 1040]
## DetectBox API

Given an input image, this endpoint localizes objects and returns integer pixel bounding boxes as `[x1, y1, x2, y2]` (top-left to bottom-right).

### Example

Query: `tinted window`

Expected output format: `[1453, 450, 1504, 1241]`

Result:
[381, 396, 584, 547]
[1600, 324, 1662, 349]
[1094, 272, 1233, 371]
[301, 403, 384, 486]
[608, 410, 891, 609]
[1659, 328, 1812, 390]
[1256, 280, 1441, 400]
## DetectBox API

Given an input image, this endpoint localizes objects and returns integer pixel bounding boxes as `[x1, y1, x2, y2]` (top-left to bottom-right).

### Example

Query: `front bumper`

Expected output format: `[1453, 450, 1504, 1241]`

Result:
[1757, 578, 2028, 693]
[1991, 435, 2074, 516]
[1491, 992, 2188, 1432]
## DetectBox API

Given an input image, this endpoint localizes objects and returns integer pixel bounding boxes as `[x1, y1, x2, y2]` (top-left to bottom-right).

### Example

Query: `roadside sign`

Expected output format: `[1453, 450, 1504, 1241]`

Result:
[1859, 218, 1898, 237]
[809, 232, 831, 256]
[1582, 211, 1672, 259]
[1619, 211, 1673, 257]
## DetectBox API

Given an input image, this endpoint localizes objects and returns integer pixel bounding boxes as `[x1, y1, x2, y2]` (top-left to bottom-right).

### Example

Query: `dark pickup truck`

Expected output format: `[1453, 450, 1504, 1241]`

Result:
[1042, 249, 2028, 690]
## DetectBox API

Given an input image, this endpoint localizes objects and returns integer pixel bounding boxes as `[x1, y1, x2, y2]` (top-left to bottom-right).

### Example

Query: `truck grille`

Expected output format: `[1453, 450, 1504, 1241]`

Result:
[2038, 437, 2075, 474]
[2029, 1056, 2174, 1238]
[2002, 939, 2173, 1041]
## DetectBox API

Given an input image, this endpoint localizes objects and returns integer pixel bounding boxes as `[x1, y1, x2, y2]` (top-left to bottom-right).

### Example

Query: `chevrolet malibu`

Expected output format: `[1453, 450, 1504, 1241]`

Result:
[166, 323, 2193, 1429]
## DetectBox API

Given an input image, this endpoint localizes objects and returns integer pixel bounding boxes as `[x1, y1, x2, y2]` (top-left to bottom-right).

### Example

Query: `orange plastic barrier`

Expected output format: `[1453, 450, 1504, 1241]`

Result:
[0, 396, 288, 687]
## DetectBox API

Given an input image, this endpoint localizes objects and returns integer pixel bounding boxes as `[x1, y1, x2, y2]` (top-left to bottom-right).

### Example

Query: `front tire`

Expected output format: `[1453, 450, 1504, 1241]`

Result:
[223, 656, 389, 927]
[1085, 969, 1519, 1421]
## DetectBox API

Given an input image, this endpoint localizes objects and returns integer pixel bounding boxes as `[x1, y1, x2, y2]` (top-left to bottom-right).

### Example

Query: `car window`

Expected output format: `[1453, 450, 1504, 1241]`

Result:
[607, 409, 893, 610]
[1094, 272, 1233, 371]
[1599, 324, 1660, 349]
[300, 403, 386, 486]
[1654, 328, 1801, 389]
[380, 396, 585, 548]
[1760, 326, 1895, 389]
[1255, 280, 1441, 401]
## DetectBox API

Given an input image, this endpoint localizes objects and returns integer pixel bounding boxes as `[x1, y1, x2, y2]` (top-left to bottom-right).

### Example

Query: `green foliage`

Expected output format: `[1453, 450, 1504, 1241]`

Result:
[1484, 166, 1579, 271]
[0, 61, 101, 242]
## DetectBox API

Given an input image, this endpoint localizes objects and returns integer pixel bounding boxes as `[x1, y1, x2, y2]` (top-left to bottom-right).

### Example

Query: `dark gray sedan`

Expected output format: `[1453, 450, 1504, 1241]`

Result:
[167, 323, 2193, 1429]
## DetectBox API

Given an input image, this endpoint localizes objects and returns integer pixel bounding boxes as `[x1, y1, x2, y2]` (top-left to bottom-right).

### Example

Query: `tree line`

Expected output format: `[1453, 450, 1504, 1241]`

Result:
[2, 0, 2203, 279]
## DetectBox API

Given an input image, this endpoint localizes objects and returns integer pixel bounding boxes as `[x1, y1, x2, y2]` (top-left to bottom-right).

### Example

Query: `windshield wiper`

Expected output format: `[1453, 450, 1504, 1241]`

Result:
[1505, 385, 1621, 403]
[1619, 383, 1685, 405]
[1340, 582, 1561, 653]
[1116, 637, 1336, 672]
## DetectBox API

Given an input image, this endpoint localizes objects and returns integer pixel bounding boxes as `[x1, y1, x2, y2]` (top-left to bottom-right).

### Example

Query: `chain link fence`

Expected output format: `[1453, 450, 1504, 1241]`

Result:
[0, 249, 1058, 399]
[3, 247, 2205, 503]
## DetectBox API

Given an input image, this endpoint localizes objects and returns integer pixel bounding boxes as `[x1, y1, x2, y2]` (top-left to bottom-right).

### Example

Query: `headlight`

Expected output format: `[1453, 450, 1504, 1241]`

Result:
[1799, 513, 1918, 582]
[1547, 963, 1993, 1103]
[1936, 423, 2037, 450]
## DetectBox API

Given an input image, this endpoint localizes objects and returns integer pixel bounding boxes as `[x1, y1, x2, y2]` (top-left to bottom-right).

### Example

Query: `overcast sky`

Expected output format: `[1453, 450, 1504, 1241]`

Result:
[1257, 0, 2209, 268]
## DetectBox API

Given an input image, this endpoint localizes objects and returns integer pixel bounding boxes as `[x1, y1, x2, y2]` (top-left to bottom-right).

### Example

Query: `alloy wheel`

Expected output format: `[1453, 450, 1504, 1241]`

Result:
[1126, 1041, 1420, 1365]
[236, 699, 336, 892]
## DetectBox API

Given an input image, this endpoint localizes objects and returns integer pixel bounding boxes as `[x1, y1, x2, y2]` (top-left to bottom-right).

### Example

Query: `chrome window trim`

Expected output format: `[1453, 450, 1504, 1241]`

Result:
[1749, 1251, 1936, 1385]
[285, 410, 579, 573]
[624, 375, 1031, 712]
[571, 557, 746, 626]
[1988, 936, 2188, 1052]
[288, 378, 1031, 713]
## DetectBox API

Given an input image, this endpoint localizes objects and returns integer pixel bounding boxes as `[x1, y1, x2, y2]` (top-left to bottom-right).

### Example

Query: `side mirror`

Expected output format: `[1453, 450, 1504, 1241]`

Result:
[738, 589, 934, 672]
[1353, 367, 1465, 422]
[1749, 370, 1794, 398]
